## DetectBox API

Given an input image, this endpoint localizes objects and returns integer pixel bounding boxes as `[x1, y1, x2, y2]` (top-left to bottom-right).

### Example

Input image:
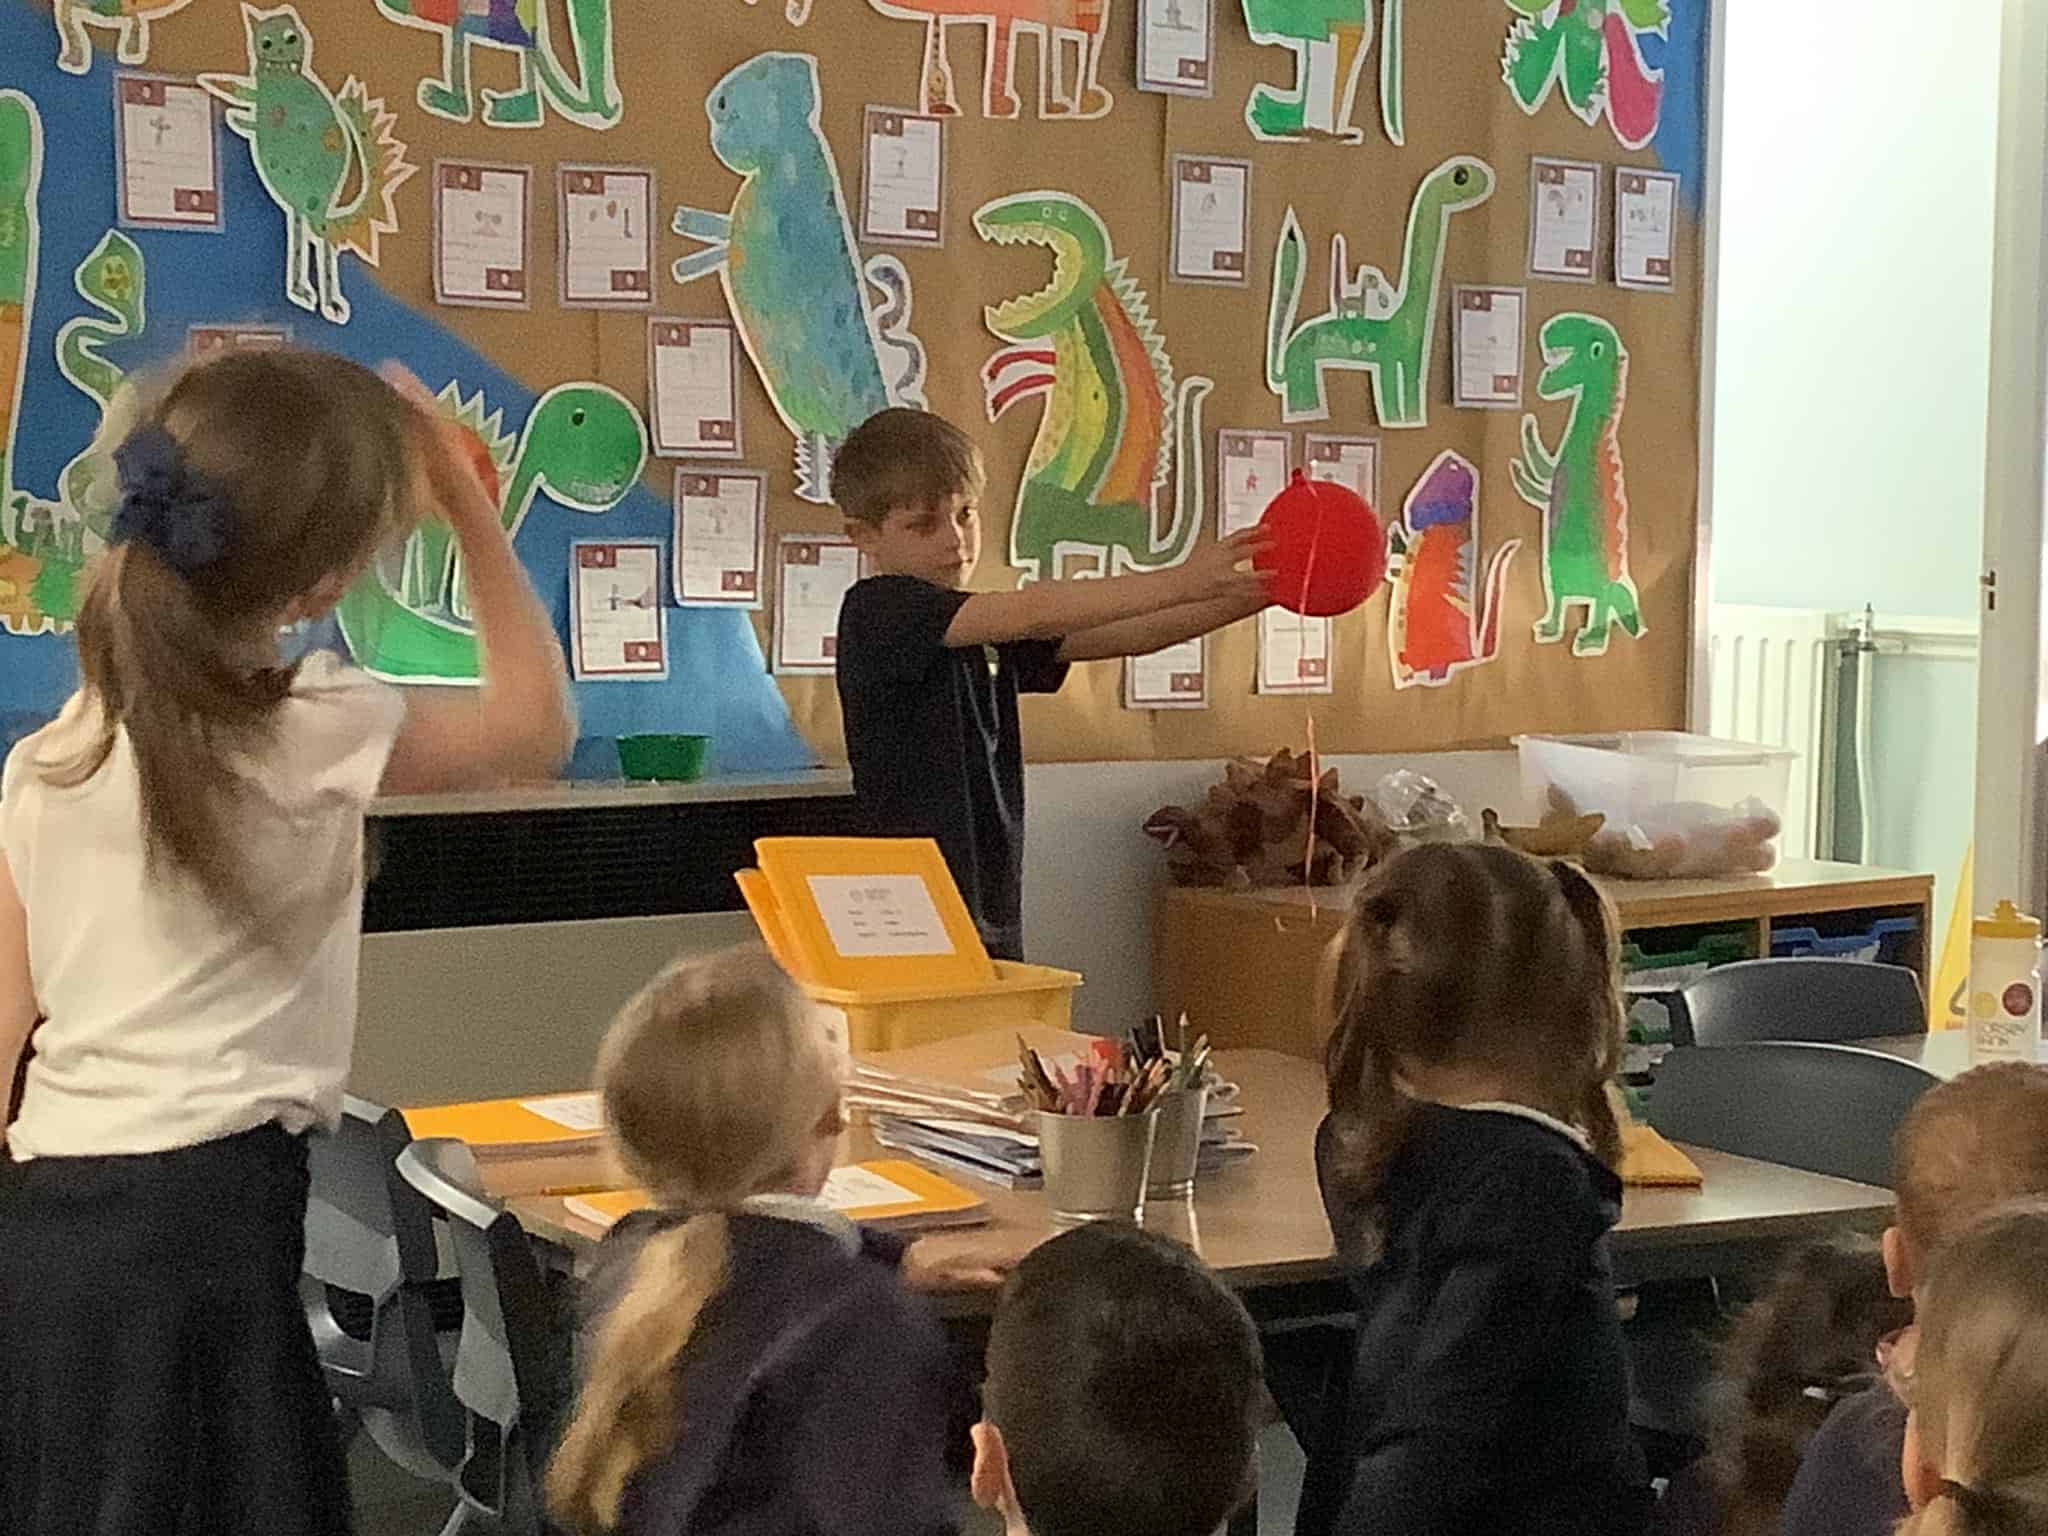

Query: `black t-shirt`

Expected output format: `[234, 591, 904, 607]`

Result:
[835, 575, 1068, 961]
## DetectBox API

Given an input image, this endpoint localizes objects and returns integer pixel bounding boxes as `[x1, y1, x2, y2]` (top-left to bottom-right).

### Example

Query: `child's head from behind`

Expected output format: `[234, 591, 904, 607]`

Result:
[1888, 1062, 2048, 1296]
[1702, 1236, 1914, 1530]
[834, 407, 985, 589]
[1321, 842, 1626, 1245]
[551, 945, 846, 1534]
[47, 347, 420, 926]
[974, 1224, 1264, 1536]
[1898, 1202, 2048, 1531]
[597, 943, 846, 1207]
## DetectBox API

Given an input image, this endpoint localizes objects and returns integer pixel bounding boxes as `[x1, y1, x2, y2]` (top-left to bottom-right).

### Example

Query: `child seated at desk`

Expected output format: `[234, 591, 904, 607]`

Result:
[547, 945, 959, 1536]
[1893, 1201, 2048, 1533]
[970, 1223, 1266, 1536]
[1780, 1062, 2048, 1536]
[1296, 842, 1651, 1536]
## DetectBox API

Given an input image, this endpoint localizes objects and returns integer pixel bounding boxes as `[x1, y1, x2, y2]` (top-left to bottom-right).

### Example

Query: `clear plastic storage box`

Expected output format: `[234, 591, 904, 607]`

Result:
[1514, 731, 1796, 850]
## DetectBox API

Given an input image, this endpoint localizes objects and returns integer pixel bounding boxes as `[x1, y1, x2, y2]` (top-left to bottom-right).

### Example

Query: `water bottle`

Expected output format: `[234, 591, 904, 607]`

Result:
[1969, 901, 2042, 1064]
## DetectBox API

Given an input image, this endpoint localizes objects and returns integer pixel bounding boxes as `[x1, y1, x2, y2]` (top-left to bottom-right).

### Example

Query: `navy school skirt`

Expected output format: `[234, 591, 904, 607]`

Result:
[0, 1122, 351, 1536]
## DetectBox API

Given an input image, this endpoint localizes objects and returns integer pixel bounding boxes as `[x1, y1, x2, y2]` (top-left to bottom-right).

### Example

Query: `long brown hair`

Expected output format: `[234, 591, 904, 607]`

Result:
[1321, 841, 1626, 1258]
[39, 348, 415, 929]
[547, 945, 845, 1533]
[1897, 1202, 2048, 1535]
[1692, 1237, 1912, 1536]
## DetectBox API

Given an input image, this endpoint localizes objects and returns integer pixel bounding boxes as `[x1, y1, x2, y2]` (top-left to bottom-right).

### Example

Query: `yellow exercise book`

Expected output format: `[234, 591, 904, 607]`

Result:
[401, 1092, 603, 1158]
[1619, 1122, 1705, 1188]
[565, 1159, 990, 1234]
[746, 837, 994, 992]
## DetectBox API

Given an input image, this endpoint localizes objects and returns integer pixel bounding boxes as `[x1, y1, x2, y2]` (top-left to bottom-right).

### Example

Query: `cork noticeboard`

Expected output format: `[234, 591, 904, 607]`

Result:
[16, 0, 1705, 766]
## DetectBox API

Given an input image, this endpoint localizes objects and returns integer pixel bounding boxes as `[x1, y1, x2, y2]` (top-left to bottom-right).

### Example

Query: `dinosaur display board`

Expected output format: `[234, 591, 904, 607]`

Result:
[0, 0, 1707, 768]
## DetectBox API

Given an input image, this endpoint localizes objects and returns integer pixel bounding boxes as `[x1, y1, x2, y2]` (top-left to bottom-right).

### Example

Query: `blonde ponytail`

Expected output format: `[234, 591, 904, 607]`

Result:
[547, 1215, 733, 1533]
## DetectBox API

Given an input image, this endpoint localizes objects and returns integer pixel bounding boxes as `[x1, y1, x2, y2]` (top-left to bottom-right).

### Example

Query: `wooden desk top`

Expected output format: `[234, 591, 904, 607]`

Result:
[494, 1027, 1894, 1297]
[1160, 860, 1934, 933]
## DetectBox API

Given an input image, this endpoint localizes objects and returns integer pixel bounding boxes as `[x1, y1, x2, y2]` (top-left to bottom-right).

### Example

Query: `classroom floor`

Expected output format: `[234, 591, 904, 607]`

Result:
[348, 1425, 1309, 1535]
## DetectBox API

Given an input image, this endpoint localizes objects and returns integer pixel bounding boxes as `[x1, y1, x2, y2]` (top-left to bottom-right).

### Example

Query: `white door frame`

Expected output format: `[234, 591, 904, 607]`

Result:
[1974, 0, 2048, 916]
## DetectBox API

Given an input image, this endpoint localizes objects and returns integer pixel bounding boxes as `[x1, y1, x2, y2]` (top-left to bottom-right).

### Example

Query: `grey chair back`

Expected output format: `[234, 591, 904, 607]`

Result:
[302, 1095, 467, 1479]
[1672, 958, 1925, 1048]
[1647, 1041, 1940, 1188]
[397, 1138, 572, 1536]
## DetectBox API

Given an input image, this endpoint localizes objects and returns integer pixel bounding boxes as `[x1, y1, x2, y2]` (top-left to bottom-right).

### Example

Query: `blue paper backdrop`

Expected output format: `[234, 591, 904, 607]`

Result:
[0, 0, 815, 774]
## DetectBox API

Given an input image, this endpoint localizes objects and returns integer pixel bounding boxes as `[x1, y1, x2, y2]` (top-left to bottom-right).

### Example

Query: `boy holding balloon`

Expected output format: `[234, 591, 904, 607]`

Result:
[832, 407, 1379, 961]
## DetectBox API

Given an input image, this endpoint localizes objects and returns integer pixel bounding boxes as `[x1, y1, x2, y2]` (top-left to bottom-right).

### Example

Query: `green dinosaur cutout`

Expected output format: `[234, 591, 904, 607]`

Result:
[975, 191, 1210, 583]
[0, 93, 148, 637]
[199, 5, 417, 325]
[372, 0, 621, 130]
[334, 380, 649, 682]
[1510, 311, 1644, 658]
[1266, 155, 1493, 428]
[1242, 0, 1404, 144]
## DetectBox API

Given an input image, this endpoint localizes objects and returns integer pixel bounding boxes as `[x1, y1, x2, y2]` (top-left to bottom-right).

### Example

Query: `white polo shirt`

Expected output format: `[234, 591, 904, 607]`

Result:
[0, 652, 405, 1160]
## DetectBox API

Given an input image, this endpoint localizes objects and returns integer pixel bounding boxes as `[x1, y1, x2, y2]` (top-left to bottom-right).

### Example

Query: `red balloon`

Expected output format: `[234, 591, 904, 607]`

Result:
[1254, 470, 1385, 617]
[458, 426, 502, 506]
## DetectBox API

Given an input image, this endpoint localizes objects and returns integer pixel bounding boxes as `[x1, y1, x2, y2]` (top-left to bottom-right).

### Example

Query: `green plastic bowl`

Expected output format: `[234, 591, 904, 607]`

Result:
[616, 733, 711, 783]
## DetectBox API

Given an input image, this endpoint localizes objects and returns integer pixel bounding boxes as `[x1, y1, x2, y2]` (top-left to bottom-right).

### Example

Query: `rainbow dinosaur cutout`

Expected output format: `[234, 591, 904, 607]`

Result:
[1386, 450, 1520, 690]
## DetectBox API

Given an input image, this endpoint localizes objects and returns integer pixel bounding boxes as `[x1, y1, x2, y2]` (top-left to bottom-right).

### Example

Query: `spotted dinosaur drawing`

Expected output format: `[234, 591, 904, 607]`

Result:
[672, 53, 926, 505]
[1502, 0, 1667, 150]
[335, 381, 649, 681]
[372, 0, 621, 129]
[200, 5, 416, 325]
[1511, 312, 1643, 657]
[976, 192, 1210, 583]
[1266, 155, 1493, 428]
[0, 92, 150, 637]
[868, 0, 1112, 120]
[1242, 0, 1403, 144]
[1386, 450, 1519, 690]
[53, 0, 194, 76]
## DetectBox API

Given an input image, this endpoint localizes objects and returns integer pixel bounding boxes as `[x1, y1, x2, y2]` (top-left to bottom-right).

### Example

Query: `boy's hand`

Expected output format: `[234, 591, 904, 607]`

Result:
[1175, 528, 1276, 609]
[899, 1229, 1041, 1293]
[380, 361, 500, 535]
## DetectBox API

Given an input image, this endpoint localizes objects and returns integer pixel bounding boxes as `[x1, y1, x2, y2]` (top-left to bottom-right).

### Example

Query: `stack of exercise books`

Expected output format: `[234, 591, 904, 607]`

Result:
[564, 1158, 991, 1234]
[401, 1092, 606, 1182]
[851, 1057, 1258, 1191]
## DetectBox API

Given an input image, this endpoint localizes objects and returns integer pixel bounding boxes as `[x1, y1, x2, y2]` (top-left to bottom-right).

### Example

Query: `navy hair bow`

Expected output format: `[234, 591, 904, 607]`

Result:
[109, 425, 232, 574]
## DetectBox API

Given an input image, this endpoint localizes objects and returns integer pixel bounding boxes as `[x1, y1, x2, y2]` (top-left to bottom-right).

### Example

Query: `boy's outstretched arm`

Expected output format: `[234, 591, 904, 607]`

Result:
[1056, 590, 1269, 662]
[941, 530, 1272, 649]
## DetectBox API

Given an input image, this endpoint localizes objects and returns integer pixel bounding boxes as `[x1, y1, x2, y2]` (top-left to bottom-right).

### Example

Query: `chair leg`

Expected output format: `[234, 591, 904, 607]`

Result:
[436, 1502, 474, 1536]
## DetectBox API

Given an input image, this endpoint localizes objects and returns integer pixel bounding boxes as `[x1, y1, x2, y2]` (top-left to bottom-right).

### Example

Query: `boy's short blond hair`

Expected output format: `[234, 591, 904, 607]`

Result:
[832, 407, 984, 527]
[1893, 1061, 2048, 1260]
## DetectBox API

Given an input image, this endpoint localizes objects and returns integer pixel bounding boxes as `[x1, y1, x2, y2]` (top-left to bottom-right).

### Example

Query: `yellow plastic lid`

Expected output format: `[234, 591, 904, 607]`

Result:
[1974, 900, 2042, 941]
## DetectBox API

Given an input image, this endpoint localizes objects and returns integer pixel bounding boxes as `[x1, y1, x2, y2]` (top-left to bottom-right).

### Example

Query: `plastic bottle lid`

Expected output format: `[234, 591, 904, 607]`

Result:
[1974, 900, 2042, 941]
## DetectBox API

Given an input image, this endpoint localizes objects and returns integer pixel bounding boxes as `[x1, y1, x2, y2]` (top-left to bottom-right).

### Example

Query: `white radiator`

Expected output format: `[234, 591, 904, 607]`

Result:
[1706, 604, 1833, 860]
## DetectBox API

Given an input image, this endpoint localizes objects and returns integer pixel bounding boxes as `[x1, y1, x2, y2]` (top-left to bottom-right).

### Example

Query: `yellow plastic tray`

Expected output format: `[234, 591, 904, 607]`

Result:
[806, 962, 1083, 1053]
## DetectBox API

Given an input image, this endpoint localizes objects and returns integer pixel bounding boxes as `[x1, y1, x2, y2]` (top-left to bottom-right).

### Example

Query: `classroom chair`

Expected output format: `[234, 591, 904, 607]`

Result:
[1670, 958, 1925, 1049]
[396, 1138, 573, 1536]
[302, 1095, 468, 1486]
[1646, 1040, 1940, 1188]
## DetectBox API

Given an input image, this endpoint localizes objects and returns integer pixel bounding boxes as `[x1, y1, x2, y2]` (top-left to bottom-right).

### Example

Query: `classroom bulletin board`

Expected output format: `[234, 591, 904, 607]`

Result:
[0, 0, 1707, 770]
